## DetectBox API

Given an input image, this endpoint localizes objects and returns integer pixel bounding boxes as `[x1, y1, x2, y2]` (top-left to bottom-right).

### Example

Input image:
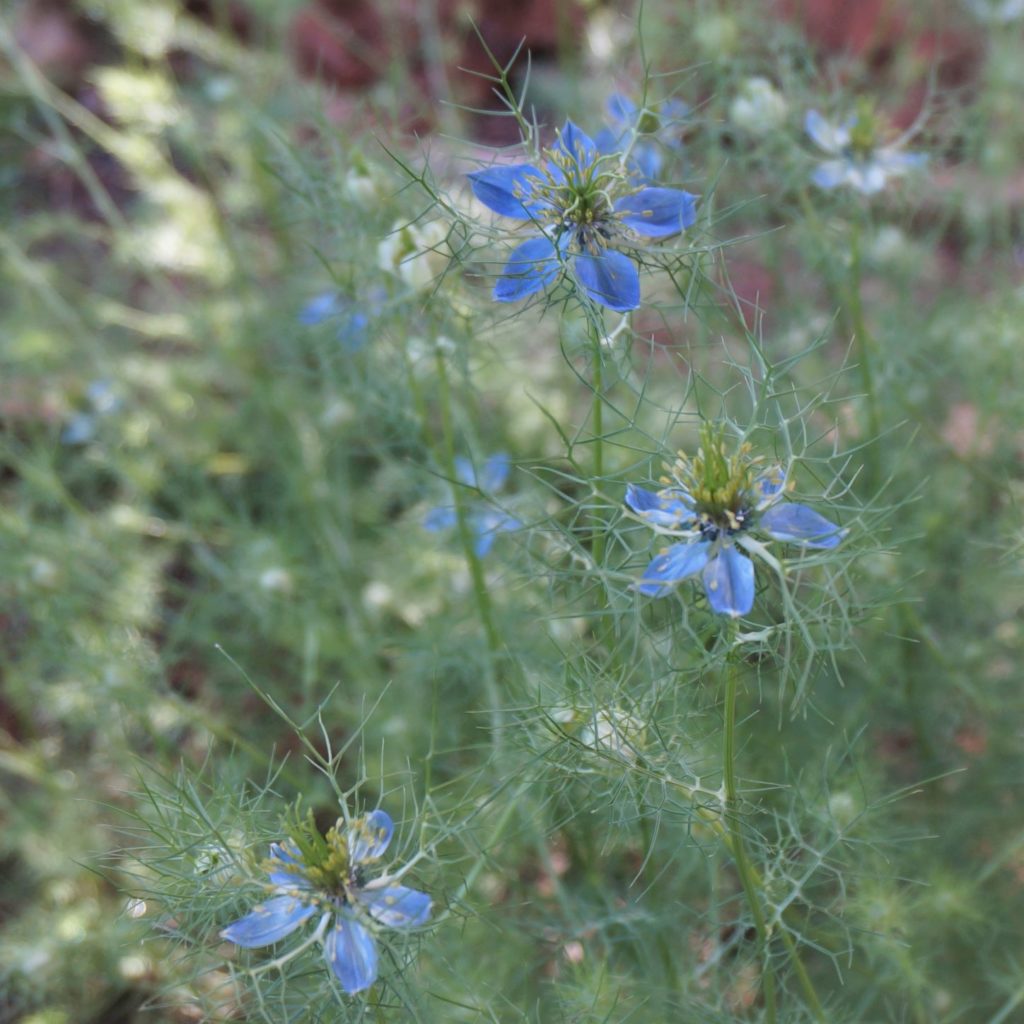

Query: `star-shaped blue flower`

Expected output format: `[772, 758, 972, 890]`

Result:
[626, 462, 846, 618]
[805, 109, 926, 195]
[467, 120, 697, 312]
[423, 453, 520, 557]
[220, 810, 430, 995]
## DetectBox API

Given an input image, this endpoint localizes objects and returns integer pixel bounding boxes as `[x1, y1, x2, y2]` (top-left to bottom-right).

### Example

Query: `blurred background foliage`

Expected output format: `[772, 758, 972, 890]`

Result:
[2, 0, 1024, 1021]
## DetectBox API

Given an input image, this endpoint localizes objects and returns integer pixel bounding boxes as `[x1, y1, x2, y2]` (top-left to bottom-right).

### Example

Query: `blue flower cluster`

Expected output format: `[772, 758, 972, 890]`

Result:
[220, 810, 430, 995]
[468, 120, 697, 312]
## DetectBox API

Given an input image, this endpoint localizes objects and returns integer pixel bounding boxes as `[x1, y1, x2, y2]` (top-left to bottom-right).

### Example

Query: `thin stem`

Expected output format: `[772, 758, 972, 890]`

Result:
[723, 656, 778, 1023]
[588, 319, 606, 569]
[847, 223, 882, 472]
[434, 351, 504, 748]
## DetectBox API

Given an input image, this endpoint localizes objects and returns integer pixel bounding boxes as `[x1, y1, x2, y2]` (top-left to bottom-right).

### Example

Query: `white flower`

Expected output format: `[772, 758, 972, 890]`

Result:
[805, 109, 926, 195]
[377, 220, 451, 291]
[729, 77, 788, 136]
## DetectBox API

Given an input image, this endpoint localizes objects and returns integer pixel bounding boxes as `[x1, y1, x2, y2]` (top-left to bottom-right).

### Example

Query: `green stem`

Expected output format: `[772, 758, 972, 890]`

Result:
[434, 351, 504, 748]
[588, 320, 606, 569]
[847, 223, 882, 466]
[723, 656, 778, 1023]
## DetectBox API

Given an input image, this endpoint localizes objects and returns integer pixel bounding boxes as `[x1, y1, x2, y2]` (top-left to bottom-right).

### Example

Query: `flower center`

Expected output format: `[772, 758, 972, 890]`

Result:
[526, 138, 637, 254]
[272, 809, 351, 898]
[847, 101, 882, 161]
[668, 424, 759, 540]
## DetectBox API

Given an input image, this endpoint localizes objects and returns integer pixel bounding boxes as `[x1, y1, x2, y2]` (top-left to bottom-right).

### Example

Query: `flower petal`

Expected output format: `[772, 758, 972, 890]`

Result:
[876, 148, 927, 176]
[753, 465, 787, 508]
[636, 541, 710, 597]
[479, 453, 511, 493]
[494, 236, 560, 303]
[804, 110, 849, 153]
[454, 456, 477, 487]
[472, 510, 519, 557]
[624, 484, 693, 527]
[631, 144, 663, 183]
[607, 93, 638, 126]
[220, 894, 316, 947]
[357, 885, 432, 929]
[594, 126, 625, 156]
[760, 504, 845, 548]
[423, 505, 458, 532]
[573, 250, 640, 311]
[810, 159, 851, 190]
[467, 164, 545, 219]
[349, 809, 394, 863]
[266, 842, 315, 888]
[553, 120, 599, 167]
[324, 916, 379, 994]
[299, 292, 342, 325]
[615, 187, 697, 237]
[338, 312, 369, 353]
[702, 546, 755, 617]
[846, 161, 887, 194]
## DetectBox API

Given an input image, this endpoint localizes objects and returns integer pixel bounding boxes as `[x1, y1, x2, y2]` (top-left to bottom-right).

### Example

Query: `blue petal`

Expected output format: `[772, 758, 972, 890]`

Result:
[594, 126, 625, 156]
[878, 149, 927, 173]
[753, 465, 787, 506]
[356, 885, 432, 929]
[220, 894, 316, 947]
[479, 453, 511, 493]
[702, 546, 755, 617]
[61, 413, 97, 446]
[760, 504, 845, 549]
[338, 312, 369, 352]
[573, 250, 640, 311]
[299, 292, 343, 325]
[86, 379, 120, 413]
[454, 456, 477, 487]
[811, 159, 851, 190]
[607, 93, 637, 126]
[804, 110, 849, 153]
[472, 510, 519, 557]
[349, 809, 394, 864]
[494, 236, 560, 303]
[615, 187, 697, 237]
[266, 843, 314, 889]
[467, 164, 545, 219]
[553, 120, 599, 167]
[631, 144, 663, 183]
[624, 484, 693, 527]
[846, 161, 887, 195]
[636, 541, 710, 596]
[324, 916, 378, 994]
[659, 97, 690, 126]
[423, 505, 457, 532]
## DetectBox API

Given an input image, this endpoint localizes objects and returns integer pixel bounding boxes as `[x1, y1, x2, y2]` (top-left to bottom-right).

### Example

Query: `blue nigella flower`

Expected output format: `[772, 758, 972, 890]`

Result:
[299, 290, 382, 352]
[595, 93, 689, 182]
[220, 809, 430, 995]
[423, 453, 520, 557]
[805, 107, 926, 195]
[626, 426, 846, 617]
[467, 120, 698, 312]
[61, 379, 121, 446]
